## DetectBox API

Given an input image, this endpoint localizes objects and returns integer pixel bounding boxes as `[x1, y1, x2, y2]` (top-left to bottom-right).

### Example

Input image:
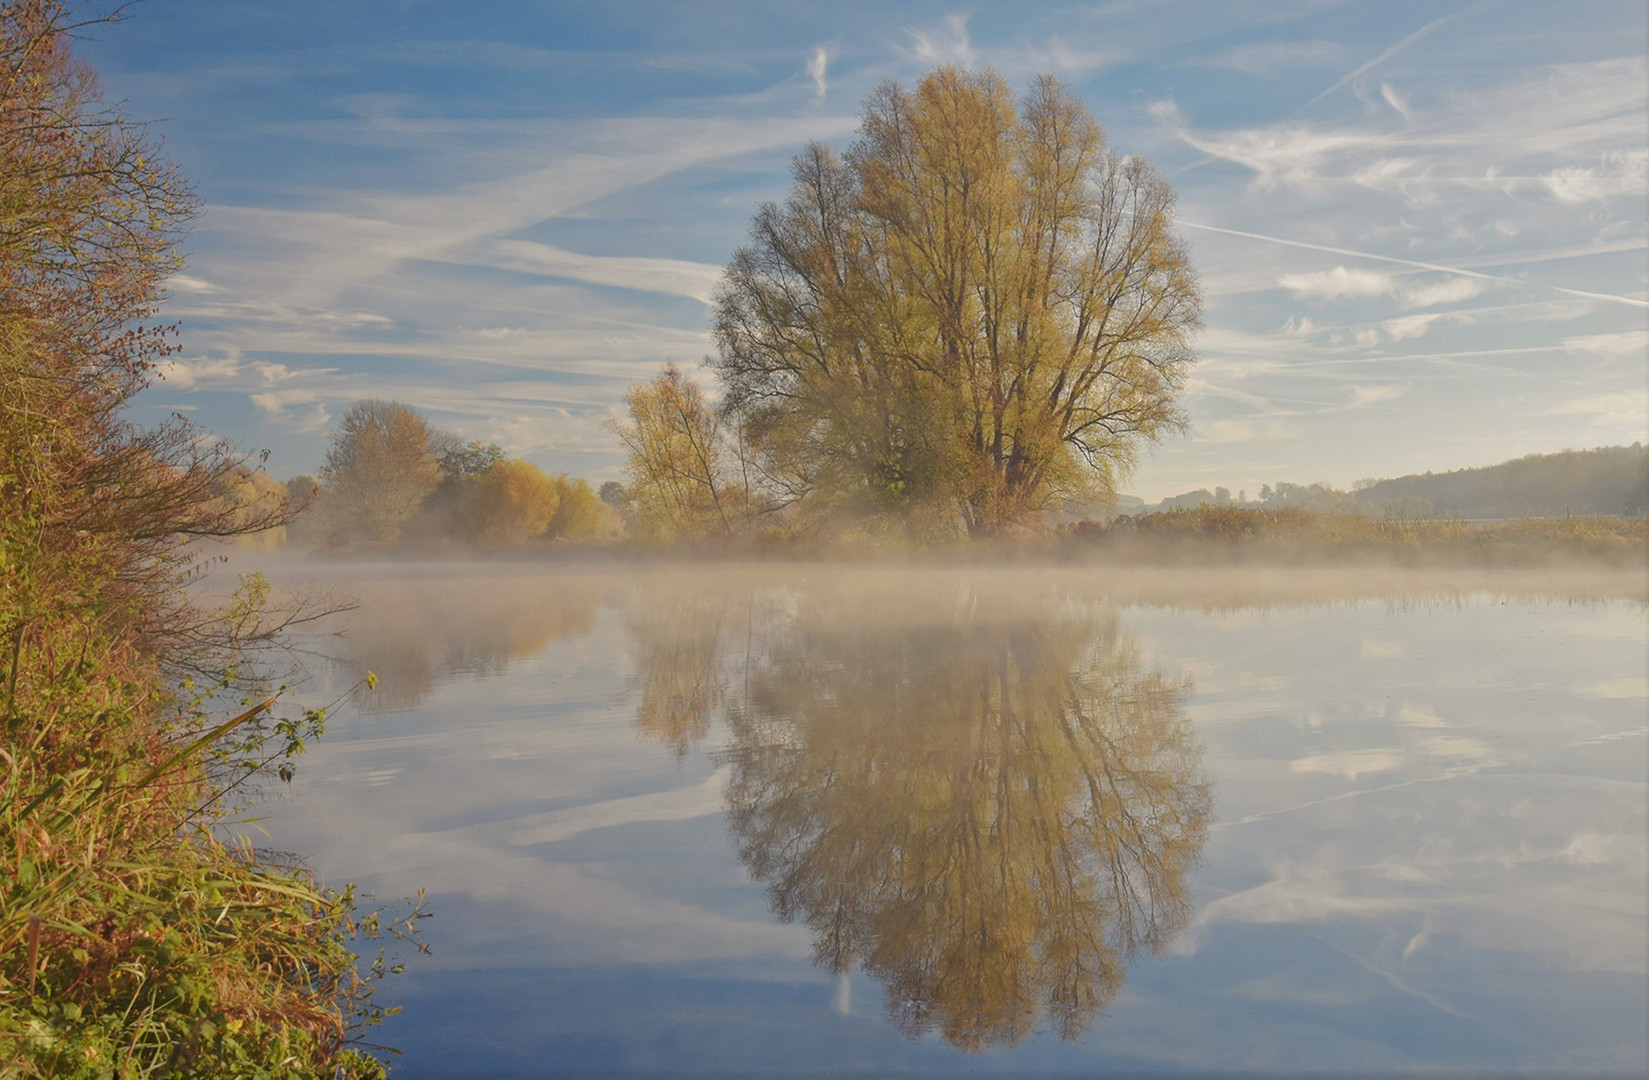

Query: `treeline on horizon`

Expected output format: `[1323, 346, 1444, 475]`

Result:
[269, 399, 620, 550]
[1129, 444, 1648, 521]
[251, 401, 1648, 555]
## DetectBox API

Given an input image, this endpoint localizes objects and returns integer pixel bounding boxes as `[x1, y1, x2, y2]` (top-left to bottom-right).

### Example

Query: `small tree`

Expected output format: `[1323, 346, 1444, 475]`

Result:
[465, 459, 560, 545]
[549, 475, 607, 540]
[320, 400, 443, 544]
[609, 365, 736, 540]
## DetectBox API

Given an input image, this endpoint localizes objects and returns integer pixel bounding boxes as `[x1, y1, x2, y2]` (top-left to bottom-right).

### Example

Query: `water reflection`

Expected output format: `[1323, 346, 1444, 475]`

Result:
[624, 585, 732, 758]
[318, 571, 603, 710]
[627, 580, 1210, 1050]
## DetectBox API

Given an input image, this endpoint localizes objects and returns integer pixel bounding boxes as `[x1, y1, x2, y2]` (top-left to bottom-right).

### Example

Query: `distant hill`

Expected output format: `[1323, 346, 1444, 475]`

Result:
[1356, 445, 1647, 519]
[1123, 445, 1648, 520]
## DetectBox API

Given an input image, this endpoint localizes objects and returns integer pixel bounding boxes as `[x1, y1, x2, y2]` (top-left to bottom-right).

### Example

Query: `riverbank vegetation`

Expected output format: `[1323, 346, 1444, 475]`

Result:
[1063, 506, 1648, 566]
[2, 4, 411, 1075]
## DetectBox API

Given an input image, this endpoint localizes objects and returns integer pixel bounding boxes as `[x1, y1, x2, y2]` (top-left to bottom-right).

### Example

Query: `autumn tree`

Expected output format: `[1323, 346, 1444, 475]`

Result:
[319, 399, 443, 544]
[464, 458, 560, 545]
[609, 364, 738, 540]
[548, 474, 608, 540]
[713, 68, 1201, 537]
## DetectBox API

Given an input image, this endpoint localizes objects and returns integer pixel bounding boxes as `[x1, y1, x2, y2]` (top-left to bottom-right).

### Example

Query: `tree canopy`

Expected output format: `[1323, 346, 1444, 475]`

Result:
[710, 67, 1200, 538]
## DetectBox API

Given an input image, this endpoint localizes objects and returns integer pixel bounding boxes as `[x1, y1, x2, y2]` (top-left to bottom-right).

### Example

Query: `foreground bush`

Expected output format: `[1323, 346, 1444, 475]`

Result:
[2, 3, 412, 1073]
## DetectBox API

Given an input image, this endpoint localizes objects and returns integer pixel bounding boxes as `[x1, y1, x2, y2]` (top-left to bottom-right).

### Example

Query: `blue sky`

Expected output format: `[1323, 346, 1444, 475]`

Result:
[82, 0, 1647, 500]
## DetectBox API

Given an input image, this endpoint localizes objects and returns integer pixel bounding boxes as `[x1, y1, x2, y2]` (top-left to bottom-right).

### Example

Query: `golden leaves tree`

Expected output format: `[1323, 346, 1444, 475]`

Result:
[467, 458, 560, 545]
[713, 68, 1201, 537]
[609, 364, 737, 540]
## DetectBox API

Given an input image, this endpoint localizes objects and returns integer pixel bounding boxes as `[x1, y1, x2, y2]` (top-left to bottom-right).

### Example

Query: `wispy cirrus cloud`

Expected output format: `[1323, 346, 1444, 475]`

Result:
[1399, 277, 1485, 309]
[901, 13, 974, 67]
[1381, 314, 1438, 341]
[1563, 329, 1649, 358]
[1348, 383, 1408, 407]
[807, 44, 830, 101]
[1197, 39, 1345, 75]
[1542, 149, 1649, 206]
[1278, 266, 1394, 301]
[489, 240, 723, 304]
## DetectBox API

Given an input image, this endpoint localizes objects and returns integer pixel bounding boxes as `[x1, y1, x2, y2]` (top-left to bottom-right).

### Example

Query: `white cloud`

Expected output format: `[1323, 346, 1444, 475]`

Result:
[510, 768, 727, 846]
[1538, 391, 1649, 437]
[1349, 383, 1408, 406]
[1351, 155, 1422, 194]
[490, 240, 724, 304]
[904, 13, 975, 67]
[168, 273, 224, 294]
[1395, 704, 1449, 729]
[1148, 97, 1183, 126]
[1199, 39, 1345, 74]
[1381, 314, 1438, 341]
[1563, 329, 1649, 358]
[1178, 123, 1388, 190]
[1379, 81, 1413, 123]
[1290, 749, 1405, 780]
[154, 354, 242, 388]
[1278, 265, 1394, 301]
[1417, 735, 1498, 764]
[806, 45, 829, 101]
[1572, 677, 1649, 701]
[251, 389, 333, 432]
[1400, 277, 1486, 309]
[1541, 149, 1648, 205]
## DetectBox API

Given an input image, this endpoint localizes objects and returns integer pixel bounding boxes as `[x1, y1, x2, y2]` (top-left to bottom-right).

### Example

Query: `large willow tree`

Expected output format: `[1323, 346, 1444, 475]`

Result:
[713, 68, 1200, 537]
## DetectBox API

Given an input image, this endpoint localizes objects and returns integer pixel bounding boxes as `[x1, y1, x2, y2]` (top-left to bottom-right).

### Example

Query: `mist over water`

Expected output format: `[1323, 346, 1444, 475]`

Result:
[246, 560, 1647, 1076]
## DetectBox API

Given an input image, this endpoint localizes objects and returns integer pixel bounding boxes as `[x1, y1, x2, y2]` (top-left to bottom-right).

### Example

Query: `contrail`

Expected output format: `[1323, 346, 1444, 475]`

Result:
[1178, 219, 1649, 309]
[1295, 3, 1488, 114]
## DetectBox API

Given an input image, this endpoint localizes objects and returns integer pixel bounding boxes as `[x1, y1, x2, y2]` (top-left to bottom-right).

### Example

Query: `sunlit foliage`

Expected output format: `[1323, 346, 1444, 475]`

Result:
[465, 459, 560, 545]
[609, 364, 739, 541]
[548, 474, 608, 540]
[1, 4, 410, 1074]
[713, 68, 1201, 537]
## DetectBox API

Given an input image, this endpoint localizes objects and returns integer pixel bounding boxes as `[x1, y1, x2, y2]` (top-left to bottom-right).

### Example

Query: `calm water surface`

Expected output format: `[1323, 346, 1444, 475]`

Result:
[257, 563, 1648, 1077]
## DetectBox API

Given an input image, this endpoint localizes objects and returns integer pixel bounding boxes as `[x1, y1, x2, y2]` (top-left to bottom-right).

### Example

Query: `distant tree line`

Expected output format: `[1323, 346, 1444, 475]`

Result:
[280, 400, 615, 549]
[1130, 445, 1647, 521]
[1352, 444, 1647, 519]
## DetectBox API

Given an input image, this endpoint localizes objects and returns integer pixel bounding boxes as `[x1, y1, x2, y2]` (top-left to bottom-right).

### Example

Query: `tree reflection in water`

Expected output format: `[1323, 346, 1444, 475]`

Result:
[323, 573, 603, 711]
[626, 577, 1210, 1051]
